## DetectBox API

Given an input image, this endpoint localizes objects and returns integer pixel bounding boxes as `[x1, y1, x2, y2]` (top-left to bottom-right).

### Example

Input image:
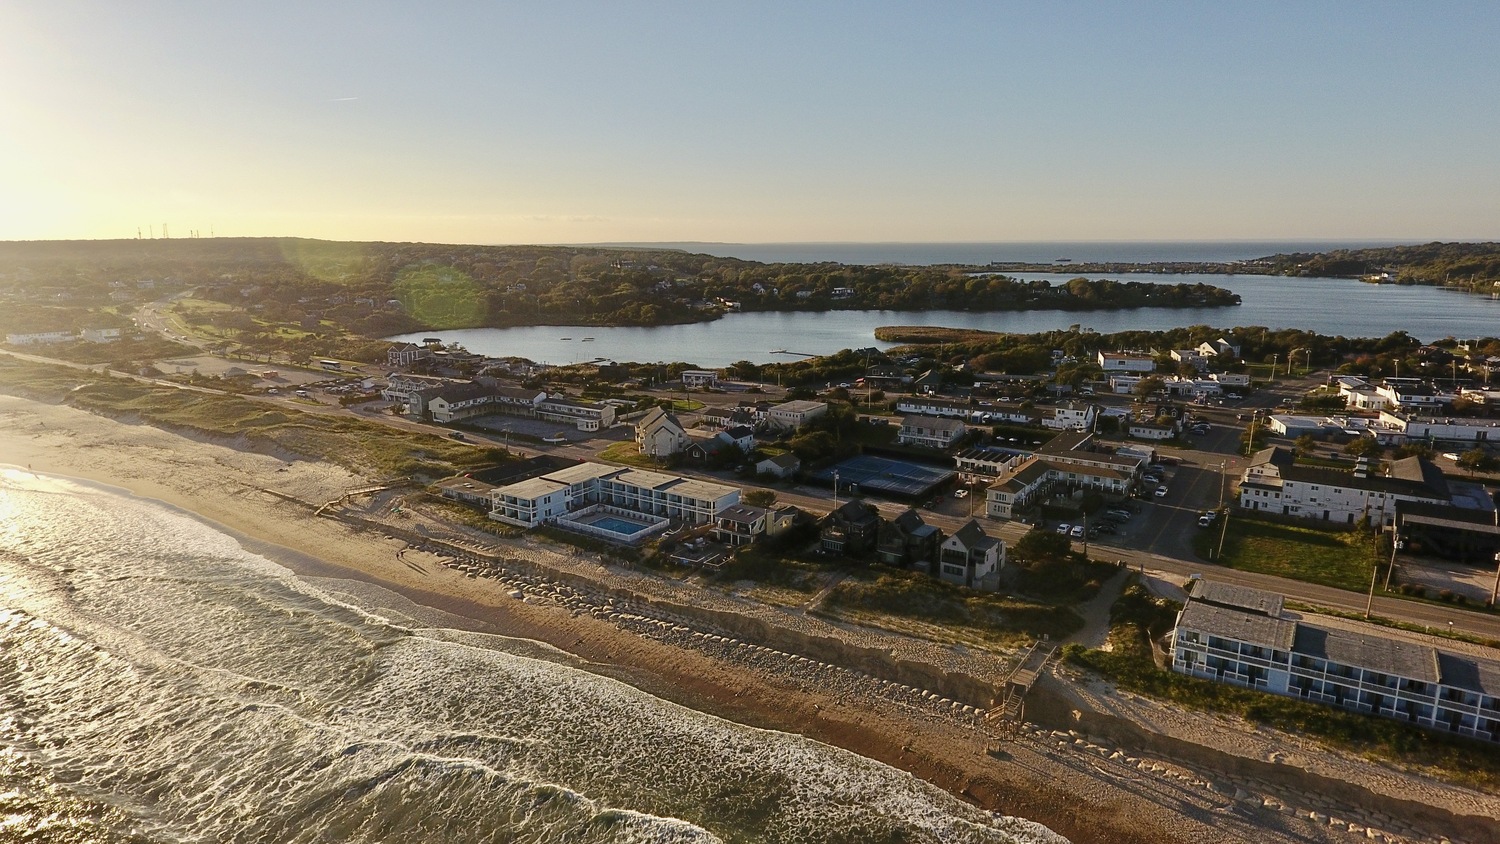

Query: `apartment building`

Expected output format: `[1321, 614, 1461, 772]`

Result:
[1237, 446, 1450, 526]
[1172, 580, 1500, 743]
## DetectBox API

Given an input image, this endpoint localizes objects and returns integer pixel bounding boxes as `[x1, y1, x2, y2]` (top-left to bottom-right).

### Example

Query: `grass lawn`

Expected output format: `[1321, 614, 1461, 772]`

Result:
[597, 440, 666, 469]
[1194, 515, 1381, 592]
[820, 566, 1083, 648]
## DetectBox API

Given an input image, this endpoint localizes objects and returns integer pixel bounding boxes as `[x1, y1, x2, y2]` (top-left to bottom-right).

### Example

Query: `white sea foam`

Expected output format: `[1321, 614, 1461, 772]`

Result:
[0, 470, 1067, 844]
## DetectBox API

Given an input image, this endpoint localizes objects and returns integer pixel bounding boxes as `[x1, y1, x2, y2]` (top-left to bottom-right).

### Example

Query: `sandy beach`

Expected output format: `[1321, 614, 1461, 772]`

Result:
[3, 392, 1496, 844]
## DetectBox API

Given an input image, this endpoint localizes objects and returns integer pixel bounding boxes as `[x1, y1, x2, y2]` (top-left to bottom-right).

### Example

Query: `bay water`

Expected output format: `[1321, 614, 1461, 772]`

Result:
[391, 274, 1500, 368]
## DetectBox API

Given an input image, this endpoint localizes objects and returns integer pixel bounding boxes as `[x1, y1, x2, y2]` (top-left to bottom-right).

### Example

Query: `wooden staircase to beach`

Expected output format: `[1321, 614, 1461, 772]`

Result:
[984, 638, 1059, 739]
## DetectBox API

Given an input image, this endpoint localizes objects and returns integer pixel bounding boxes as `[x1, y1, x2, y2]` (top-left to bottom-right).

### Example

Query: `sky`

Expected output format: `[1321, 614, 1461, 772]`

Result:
[1, 2, 1497, 245]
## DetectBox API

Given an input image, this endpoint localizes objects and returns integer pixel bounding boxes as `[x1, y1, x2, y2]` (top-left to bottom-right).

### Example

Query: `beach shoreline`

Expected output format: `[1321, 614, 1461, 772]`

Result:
[3, 392, 1494, 844]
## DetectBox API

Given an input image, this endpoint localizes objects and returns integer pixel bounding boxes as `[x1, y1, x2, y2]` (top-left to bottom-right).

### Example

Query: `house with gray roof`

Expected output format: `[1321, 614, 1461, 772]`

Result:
[937, 520, 1004, 591]
[1172, 580, 1500, 743]
[1238, 446, 1451, 526]
[876, 509, 943, 569]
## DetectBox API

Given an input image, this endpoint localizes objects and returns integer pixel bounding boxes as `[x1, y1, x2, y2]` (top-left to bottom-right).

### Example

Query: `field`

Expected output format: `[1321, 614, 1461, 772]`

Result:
[1194, 514, 1382, 592]
[819, 566, 1083, 647]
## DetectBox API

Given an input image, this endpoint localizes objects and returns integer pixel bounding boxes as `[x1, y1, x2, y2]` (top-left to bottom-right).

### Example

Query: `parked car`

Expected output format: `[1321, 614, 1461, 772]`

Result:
[1069, 524, 1085, 538]
[954, 488, 969, 499]
[1056, 523, 1072, 535]
[1154, 486, 1169, 498]
[1094, 523, 1118, 535]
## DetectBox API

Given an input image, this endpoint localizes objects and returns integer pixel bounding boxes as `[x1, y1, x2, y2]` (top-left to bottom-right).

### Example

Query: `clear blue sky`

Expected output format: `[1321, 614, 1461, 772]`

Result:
[2, 2, 1496, 244]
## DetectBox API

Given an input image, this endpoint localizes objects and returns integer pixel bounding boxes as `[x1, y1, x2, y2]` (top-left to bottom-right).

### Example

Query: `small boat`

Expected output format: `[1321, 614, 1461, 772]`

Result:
[581, 337, 594, 341]
[559, 337, 572, 340]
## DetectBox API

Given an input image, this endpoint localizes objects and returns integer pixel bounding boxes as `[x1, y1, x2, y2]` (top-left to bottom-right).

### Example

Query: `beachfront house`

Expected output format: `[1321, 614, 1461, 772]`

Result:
[937, 520, 1004, 591]
[819, 499, 882, 557]
[876, 509, 943, 569]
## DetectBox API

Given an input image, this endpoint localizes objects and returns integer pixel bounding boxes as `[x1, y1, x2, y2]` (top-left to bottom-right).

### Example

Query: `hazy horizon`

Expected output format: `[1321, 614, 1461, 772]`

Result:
[2, 4, 1496, 244]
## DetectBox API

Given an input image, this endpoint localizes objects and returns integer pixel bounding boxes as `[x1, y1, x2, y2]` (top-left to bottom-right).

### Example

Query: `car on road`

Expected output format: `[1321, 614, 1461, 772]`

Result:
[1154, 486, 1169, 498]
[1106, 507, 1134, 519]
[1056, 523, 1072, 535]
[954, 488, 969, 499]
[1069, 524, 1085, 538]
[1197, 510, 1217, 527]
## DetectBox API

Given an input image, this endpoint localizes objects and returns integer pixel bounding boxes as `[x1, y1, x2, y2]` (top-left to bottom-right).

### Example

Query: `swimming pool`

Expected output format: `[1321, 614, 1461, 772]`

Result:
[584, 515, 653, 536]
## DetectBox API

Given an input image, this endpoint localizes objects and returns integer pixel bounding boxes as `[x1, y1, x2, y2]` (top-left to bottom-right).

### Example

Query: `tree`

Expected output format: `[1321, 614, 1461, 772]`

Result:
[1133, 376, 1165, 399]
[1393, 442, 1435, 459]
[1013, 530, 1074, 570]
[743, 488, 778, 508]
[1457, 448, 1498, 476]
[1293, 434, 1317, 457]
[1344, 437, 1383, 459]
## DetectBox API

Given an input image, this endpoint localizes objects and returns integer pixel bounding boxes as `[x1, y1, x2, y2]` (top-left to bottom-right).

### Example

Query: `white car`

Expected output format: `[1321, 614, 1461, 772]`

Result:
[1056, 523, 1072, 535]
[1069, 524, 1085, 538]
[954, 489, 969, 499]
[1154, 486, 1169, 498]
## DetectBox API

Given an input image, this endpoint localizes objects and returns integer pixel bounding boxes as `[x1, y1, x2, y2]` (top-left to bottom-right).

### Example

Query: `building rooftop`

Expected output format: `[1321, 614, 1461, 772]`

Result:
[544, 462, 625, 486]
[1189, 580, 1284, 617]
[494, 476, 567, 500]
[1179, 601, 1298, 651]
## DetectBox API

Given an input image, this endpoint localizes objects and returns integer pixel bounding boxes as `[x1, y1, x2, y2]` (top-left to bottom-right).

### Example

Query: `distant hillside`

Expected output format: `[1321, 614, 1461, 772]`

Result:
[0, 236, 1240, 333]
[1257, 241, 1500, 290]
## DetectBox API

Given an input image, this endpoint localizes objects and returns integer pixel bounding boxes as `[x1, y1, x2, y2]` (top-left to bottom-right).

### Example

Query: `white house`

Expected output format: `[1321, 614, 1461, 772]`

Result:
[755, 453, 801, 479]
[768, 400, 828, 431]
[1128, 421, 1177, 441]
[1097, 352, 1156, 372]
[937, 520, 1004, 591]
[636, 407, 690, 457]
[1042, 401, 1097, 431]
[1209, 372, 1251, 387]
[897, 415, 967, 449]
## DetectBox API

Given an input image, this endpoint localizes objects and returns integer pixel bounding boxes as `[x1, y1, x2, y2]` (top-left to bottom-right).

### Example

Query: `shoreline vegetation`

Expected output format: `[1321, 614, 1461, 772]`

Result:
[3, 239, 1498, 353]
[0, 238, 1240, 342]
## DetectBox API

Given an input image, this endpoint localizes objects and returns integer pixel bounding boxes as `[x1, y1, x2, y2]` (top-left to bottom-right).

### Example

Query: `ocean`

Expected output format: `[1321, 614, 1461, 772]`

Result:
[576, 240, 1419, 266]
[0, 467, 1063, 844]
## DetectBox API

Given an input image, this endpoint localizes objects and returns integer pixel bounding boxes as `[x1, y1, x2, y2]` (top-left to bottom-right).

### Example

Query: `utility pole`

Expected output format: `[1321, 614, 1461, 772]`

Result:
[1490, 551, 1500, 608]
